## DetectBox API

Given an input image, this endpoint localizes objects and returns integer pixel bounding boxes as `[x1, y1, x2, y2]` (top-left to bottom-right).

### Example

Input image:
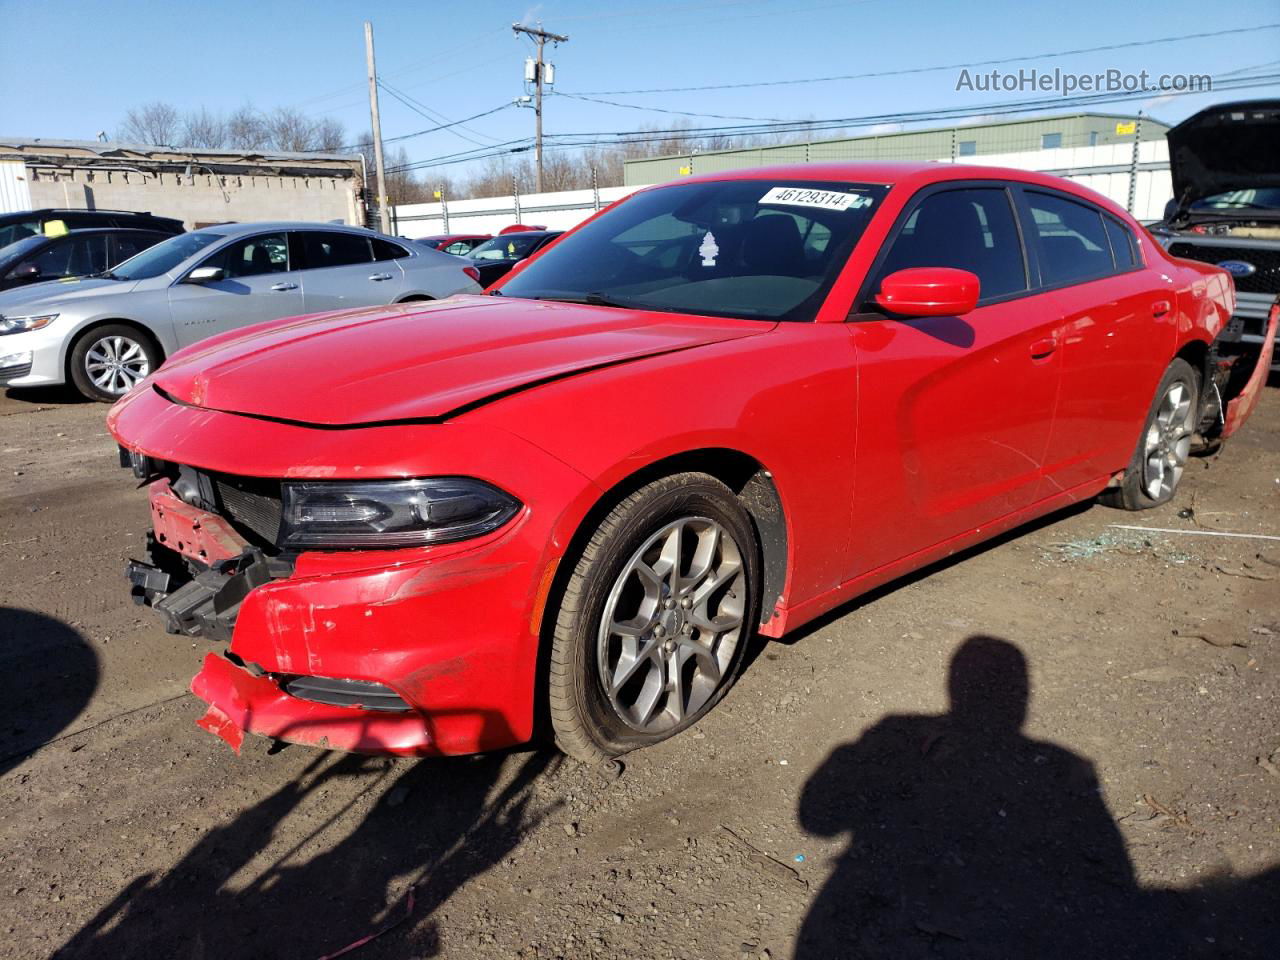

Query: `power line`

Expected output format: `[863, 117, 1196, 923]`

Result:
[554, 91, 785, 123]
[345, 102, 518, 152]
[570, 23, 1280, 96]
[377, 80, 506, 147]
[385, 71, 1280, 174]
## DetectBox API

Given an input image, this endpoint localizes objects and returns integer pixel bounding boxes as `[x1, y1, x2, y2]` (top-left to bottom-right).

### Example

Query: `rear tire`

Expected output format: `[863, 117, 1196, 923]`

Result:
[1100, 359, 1199, 510]
[549, 473, 759, 762]
[68, 324, 160, 402]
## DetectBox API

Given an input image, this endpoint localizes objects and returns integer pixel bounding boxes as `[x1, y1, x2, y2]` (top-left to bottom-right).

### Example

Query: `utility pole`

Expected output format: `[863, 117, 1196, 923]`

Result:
[512, 22, 568, 194]
[364, 21, 390, 234]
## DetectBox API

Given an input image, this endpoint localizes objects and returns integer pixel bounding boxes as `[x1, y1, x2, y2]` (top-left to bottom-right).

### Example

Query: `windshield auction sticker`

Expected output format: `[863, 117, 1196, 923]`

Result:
[759, 187, 873, 211]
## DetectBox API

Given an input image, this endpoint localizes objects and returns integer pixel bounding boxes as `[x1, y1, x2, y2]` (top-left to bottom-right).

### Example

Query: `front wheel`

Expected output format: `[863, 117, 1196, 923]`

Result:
[548, 473, 759, 762]
[1100, 358, 1199, 510]
[68, 324, 160, 402]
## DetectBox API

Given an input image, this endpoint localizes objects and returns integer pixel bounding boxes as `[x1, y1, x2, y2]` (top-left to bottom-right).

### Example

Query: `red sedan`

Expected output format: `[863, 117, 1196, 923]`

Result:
[109, 163, 1274, 761]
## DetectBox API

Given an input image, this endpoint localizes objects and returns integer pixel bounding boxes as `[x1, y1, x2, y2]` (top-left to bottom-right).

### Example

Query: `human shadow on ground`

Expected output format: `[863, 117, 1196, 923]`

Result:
[0, 607, 99, 776]
[795, 635, 1279, 960]
[56, 718, 561, 960]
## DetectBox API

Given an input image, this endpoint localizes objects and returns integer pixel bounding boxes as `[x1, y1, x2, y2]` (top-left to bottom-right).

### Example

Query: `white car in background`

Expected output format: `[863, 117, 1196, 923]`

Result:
[0, 222, 483, 400]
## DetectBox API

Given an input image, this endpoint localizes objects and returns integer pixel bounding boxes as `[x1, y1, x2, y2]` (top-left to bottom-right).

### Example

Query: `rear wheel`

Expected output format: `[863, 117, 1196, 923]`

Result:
[68, 324, 160, 402]
[1100, 358, 1199, 510]
[549, 473, 759, 762]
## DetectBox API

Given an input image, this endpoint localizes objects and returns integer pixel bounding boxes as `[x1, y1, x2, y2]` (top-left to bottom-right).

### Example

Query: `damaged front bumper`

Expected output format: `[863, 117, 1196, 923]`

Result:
[124, 469, 548, 758]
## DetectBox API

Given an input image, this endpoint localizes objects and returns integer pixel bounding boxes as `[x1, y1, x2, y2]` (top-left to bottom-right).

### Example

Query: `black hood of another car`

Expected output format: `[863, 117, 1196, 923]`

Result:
[1167, 100, 1280, 217]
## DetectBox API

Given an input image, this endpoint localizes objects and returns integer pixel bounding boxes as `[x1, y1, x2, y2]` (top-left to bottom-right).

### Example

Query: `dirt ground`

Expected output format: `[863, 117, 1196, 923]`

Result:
[1, 381, 1277, 960]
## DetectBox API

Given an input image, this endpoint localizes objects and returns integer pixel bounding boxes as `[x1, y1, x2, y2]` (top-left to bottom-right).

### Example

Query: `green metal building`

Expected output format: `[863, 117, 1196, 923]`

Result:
[622, 112, 1169, 185]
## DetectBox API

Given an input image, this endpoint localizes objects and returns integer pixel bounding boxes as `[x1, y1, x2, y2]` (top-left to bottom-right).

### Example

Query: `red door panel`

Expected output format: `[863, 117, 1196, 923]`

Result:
[847, 292, 1062, 579]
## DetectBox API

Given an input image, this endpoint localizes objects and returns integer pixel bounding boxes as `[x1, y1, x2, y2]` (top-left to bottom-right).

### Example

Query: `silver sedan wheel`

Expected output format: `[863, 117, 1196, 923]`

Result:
[1142, 380, 1194, 499]
[597, 516, 746, 733]
[84, 335, 151, 396]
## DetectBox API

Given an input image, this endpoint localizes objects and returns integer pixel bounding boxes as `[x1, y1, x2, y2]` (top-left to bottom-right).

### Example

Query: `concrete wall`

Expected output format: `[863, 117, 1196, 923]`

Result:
[23, 166, 362, 228]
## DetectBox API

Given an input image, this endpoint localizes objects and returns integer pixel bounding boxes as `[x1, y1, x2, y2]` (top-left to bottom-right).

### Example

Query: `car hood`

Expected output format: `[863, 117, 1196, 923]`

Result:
[1167, 100, 1280, 217]
[150, 295, 772, 425]
[0, 276, 141, 311]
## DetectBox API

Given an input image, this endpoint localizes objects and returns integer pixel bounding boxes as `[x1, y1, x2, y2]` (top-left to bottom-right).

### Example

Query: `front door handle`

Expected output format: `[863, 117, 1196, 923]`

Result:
[270, 282, 298, 291]
[1151, 300, 1172, 317]
[1029, 337, 1058, 360]
[368, 272, 394, 281]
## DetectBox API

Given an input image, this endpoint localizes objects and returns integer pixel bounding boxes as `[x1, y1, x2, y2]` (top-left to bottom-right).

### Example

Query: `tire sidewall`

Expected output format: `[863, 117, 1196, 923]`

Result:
[558, 476, 760, 757]
[68, 324, 160, 402]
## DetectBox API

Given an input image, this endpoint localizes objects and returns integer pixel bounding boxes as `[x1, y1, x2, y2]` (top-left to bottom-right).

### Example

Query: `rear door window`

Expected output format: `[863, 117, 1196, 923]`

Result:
[371, 237, 411, 261]
[1103, 216, 1139, 270]
[872, 187, 1028, 301]
[303, 231, 374, 268]
[1024, 191, 1115, 286]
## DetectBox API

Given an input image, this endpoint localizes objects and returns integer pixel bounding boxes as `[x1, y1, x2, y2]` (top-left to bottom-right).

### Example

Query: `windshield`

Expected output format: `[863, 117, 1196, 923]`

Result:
[0, 234, 48, 264]
[109, 231, 224, 281]
[1189, 187, 1280, 212]
[0, 219, 41, 249]
[469, 234, 545, 261]
[500, 180, 887, 321]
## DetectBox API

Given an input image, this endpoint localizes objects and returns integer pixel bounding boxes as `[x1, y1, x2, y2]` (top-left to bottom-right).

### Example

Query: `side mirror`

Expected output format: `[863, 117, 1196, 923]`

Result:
[183, 265, 225, 284]
[875, 267, 980, 318]
[10, 264, 40, 280]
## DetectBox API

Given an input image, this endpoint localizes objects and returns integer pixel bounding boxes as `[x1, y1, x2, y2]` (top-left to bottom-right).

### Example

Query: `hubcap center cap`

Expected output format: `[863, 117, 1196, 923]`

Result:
[660, 609, 683, 636]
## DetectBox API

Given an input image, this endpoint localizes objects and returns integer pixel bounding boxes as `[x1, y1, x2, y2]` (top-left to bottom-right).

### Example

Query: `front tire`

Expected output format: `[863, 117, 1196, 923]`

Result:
[68, 324, 160, 402]
[1100, 358, 1199, 510]
[549, 473, 759, 762]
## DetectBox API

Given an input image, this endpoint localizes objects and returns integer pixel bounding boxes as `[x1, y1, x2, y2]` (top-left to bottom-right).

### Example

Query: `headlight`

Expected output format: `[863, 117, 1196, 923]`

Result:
[279, 478, 521, 549]
[0, 313, 58, 335]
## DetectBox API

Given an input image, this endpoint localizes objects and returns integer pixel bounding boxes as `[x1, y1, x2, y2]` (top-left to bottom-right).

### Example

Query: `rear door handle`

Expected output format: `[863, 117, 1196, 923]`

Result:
[1151, 300, 1172, 317]
[368, 272, 394, 281]
[269, 282, 298, 291]
[1029, 337, 1058, 360]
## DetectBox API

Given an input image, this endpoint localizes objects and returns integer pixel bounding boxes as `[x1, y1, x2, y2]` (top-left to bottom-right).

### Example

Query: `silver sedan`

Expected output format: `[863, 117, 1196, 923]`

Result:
[0, 221, 482, 400]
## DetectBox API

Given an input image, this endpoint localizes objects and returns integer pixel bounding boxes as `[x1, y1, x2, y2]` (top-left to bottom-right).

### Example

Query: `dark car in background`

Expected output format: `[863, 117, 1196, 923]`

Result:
[1152, 100, 1280, 372]
[0, 228, 172, 291]
[0, 208, 184, 248]
[466, 229, 562, 286]
[411, 233, 491, 256]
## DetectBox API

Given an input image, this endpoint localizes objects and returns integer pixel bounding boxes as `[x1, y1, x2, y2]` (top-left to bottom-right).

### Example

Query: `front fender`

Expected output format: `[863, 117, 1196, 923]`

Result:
[465, 323, 861, 621]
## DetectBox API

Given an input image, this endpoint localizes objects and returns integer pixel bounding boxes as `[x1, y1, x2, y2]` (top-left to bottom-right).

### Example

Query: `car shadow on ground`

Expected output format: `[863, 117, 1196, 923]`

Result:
[0, 608, 99, 777]
[55, 731, 563, 960]
[3, 385, 91, 407]
[794, 634, 1280, 959]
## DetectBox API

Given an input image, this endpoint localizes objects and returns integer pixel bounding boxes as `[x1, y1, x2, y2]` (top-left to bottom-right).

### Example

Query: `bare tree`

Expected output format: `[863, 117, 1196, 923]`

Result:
[182, 107, 227, 149]
[118, 102, 181, 146]
[313, 117, 346, 153]
[226, 104, 270, 150]
[264, 107, 321, 152]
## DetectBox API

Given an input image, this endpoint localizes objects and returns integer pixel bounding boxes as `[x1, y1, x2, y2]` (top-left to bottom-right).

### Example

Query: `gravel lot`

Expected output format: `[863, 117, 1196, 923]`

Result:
[1, 382, 1277, 960]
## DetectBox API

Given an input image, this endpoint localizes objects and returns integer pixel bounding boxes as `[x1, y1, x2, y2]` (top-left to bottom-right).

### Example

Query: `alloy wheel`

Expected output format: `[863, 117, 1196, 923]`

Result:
[1142, 380, 1194, 499]
[84, 335, 151, 396]
[596, 516, 746, 733]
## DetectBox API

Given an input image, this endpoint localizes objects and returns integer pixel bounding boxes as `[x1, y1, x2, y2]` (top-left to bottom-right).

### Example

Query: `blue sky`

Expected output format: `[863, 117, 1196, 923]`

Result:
[2, 0, 1278, 173]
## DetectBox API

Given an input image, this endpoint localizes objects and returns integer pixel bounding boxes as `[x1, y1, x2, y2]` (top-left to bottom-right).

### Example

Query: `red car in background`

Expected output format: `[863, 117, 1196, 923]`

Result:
[109, 163, 1273, 762]
[411, 233, 491, 256]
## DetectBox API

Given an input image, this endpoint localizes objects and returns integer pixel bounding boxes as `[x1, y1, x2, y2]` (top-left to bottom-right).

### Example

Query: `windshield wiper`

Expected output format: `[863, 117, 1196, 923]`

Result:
[93, 270, 121, 280]
[531, 292, 633, 308]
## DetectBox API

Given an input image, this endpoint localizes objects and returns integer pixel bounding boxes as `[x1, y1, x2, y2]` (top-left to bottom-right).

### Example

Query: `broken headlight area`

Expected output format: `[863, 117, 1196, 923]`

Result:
[127, 541, 294, 641]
